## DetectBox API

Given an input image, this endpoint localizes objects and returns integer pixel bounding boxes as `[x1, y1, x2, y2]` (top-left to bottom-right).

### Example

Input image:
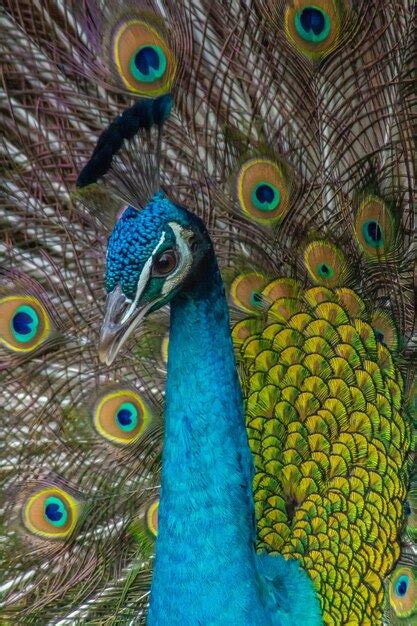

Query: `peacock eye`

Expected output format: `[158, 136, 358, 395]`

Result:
[283, 0, 344, 59]
[152, 250, 178, 276]
[23, 487, 79, 539]
[295, 7, 331, 43]
[388, 566, 416, 617]
[111, 17, 176, 95]
[11, 305, 39, 343]
[0, 295, 51, 353]
[129, 45, 167, 84]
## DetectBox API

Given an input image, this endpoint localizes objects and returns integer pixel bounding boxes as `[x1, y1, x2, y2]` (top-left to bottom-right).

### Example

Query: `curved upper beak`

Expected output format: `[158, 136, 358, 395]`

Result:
[98, 285, 152, 366]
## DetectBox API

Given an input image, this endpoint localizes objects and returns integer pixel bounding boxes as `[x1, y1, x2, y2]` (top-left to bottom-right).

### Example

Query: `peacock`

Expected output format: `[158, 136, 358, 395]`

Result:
[0, 0, 416, 624]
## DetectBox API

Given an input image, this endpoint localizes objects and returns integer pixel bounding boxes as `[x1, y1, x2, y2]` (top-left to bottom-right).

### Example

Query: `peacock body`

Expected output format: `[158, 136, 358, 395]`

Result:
[1, 0, 416, 624]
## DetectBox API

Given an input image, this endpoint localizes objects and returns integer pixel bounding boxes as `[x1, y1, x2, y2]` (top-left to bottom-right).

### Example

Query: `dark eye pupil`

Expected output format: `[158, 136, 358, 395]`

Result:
[397, 579, 408, 596]
[134, 47, 160, 75]
[300, 8, 325, 35]
[45, 503, 63, 522]
[256, 184, 274, 204]
[154, 251, 176, 275]
[367, 221, 382, 242]
[12, 311, 33, 335]
[117, 408, 133, 426]
[375, 331, 384, 343]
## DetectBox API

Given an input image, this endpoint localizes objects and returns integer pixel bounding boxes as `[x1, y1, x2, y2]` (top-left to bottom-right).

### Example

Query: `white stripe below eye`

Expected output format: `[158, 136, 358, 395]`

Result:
[120, 231, 166, 324]
[161, 223, 194, 295]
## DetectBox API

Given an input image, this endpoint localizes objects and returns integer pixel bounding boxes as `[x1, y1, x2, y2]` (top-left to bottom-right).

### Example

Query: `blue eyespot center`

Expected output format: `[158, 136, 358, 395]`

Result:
[251, 182, 281, 212]
[256, 184, 274, 204]
[12, 312, 33, 335]
[135, 46, 159, 74]
[363, 220, 383, 247]
[116, 402, 139, 432]
[395, 575, 409, 597]
[130, 45, 167, 83]
[375, 331, 384, 344]
[295, 6, 331, 43]
[251, 292, 263, 307]
[44, 496, 68, 527]
[318, 263, 334, 279]
[11, 305, 39, 343]
[301, 7, 325, 35]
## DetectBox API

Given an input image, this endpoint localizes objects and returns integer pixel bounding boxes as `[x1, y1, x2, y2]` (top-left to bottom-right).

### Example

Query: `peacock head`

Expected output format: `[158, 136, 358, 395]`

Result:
[99, 192, 210, 365]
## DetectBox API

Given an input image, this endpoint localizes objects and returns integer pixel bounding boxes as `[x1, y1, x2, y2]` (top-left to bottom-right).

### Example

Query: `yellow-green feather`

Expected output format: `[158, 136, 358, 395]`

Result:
[233, 280, 412, 624]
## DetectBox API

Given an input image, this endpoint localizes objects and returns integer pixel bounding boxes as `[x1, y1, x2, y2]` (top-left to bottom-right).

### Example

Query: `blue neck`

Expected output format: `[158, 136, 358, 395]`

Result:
[148, 249, 270, 625]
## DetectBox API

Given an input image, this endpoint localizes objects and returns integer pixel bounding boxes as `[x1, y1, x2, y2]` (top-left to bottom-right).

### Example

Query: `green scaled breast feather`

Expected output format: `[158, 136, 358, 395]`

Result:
[231, 276, 412, 624]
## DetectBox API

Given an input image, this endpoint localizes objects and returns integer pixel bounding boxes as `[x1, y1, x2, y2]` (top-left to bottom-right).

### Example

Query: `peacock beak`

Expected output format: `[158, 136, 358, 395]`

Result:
[98, 285, 152, 366]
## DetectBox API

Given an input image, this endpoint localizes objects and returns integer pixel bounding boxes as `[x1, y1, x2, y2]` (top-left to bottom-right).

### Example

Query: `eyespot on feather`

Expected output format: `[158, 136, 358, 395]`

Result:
[354, 196, 396, 258]
[236, 158, 290, 224]
[388, 566, 417, 618]
[230, 273, 269, 314]
[23, 487, 79, 539]
[93, 388, 151, 445]
[111, 16, 176, 95]
[370, 310, 398, 351]
[284, 0, 348, 58]
[146, 499, 159, 537]
[303, 241, 348, 287]
[0, 295, 51, 352]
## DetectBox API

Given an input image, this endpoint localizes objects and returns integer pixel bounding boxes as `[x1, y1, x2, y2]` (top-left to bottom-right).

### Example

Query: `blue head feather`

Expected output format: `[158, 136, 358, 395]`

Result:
[106, 194, 187, 297]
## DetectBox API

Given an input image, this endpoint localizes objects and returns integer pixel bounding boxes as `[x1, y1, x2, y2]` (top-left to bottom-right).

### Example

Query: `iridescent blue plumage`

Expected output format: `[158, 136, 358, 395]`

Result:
[105, 194, 321, 625]
[106, 195, 186, 298]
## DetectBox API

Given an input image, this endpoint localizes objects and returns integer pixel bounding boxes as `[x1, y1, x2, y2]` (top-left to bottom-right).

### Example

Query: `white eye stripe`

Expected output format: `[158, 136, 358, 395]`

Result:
[161, 223, 194, 295]
[120, 231, 166, 324]
[120, 223, 194, 323]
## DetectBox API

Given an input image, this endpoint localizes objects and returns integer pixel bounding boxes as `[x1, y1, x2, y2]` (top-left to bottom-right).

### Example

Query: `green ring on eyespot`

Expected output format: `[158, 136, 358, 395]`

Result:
[44, 496, 68, 527]
[294, 6, 331, 43]
[129, 45, 167, 83]
[362, 219, 384, 248]
[116, 402, 139, 433]
[251, 182, 281, 212]
[317, 263, 334, 280]
[10, 304, 39, 343]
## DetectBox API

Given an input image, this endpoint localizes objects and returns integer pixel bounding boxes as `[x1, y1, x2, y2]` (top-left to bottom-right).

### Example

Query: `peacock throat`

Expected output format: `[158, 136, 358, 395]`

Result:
[148, 240, 268, 623]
